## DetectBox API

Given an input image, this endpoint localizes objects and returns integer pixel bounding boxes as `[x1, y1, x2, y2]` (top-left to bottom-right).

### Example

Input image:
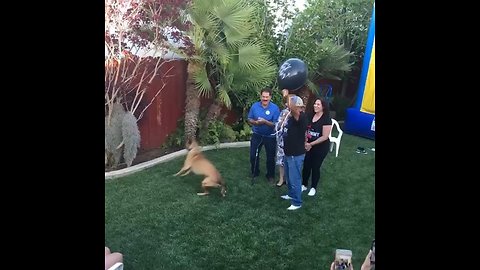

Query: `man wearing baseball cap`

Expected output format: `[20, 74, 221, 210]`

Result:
[280, 95, 307, 210]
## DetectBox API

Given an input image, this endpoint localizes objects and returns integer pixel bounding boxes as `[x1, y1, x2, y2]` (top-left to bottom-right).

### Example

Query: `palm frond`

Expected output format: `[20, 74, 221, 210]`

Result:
[189, 0, 219, 31]
[231, 63, 276, 91]
[218, 85, 232, 109]
[216, 47, 233, 68]
[232, 42, 276, 88]
[237, 42, 272, 71]
[306, 80, 319, 95]
[224, 27, 253, 46]
[193, 66, 213, 97]
[212, 0, 255, 45]
[204, 33, 232, 66]
[191, 25, 206, 51]
[300, 39, 353, 80]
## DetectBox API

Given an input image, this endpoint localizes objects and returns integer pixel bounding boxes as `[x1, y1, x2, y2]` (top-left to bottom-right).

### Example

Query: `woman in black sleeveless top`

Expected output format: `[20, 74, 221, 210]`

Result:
[302, 98, 332, 196]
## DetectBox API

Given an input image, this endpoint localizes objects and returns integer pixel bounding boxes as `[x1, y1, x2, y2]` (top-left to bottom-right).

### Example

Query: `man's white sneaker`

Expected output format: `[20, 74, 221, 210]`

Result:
[308, 188, 316, 196]
[281, 195, 292, 200]
[301, 185, 308, 192]
[287, 205, 302, 210]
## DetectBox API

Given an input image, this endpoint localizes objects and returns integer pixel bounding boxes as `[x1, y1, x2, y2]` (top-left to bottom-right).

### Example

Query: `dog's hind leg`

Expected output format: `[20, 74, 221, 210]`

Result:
[197, 177, 216, 196]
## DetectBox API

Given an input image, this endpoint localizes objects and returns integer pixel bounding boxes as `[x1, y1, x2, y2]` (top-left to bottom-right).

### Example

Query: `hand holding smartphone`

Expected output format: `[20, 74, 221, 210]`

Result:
[334, 249, 352, 270]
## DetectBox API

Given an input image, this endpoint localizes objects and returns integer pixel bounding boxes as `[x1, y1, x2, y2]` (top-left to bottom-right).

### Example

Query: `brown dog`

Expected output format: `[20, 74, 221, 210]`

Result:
[173, 138, 226, 197]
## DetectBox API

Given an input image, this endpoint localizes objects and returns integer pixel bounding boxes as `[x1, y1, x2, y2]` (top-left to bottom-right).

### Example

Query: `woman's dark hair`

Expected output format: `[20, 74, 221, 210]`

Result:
[313, 98, 330, 117]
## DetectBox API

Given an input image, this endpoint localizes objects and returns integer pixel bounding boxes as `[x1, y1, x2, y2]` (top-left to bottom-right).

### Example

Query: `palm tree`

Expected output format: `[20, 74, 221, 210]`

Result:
[184, 62, 201, 142]
[182, 0, 276, 141]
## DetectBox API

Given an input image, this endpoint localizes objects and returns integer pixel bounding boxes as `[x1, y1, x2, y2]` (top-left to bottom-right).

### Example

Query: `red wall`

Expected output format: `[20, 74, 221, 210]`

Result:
[136, 60, 187, 151]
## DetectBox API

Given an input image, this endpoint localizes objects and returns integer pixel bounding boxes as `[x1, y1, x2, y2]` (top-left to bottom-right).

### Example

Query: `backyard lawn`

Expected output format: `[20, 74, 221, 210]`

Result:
[105, 134, 375, 270]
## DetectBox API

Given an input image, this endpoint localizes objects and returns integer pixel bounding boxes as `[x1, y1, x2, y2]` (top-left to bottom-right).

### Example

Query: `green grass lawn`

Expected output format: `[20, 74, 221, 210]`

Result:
[105, 134, 375, 270]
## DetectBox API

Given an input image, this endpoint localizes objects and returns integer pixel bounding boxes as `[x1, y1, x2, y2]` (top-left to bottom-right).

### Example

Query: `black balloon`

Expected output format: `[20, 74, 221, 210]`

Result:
[277, 58, 308, 92]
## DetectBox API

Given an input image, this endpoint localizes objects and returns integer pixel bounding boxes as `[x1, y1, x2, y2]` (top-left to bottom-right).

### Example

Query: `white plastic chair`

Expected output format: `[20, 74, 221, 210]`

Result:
[329, 119, 343, 157]
[107, 262, 124, 270]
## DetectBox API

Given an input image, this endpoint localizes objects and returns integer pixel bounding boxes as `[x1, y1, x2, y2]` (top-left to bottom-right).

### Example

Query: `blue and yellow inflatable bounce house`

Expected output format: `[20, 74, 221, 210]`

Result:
[345, 3, 375, 140]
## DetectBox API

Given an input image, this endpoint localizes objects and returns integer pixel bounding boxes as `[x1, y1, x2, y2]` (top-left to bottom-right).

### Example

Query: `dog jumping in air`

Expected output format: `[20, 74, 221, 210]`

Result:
[173, 138, 226, 197]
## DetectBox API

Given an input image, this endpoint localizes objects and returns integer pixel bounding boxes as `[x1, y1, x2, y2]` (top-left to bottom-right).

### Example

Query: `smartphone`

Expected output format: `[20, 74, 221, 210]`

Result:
[370, 239, 375, 265]
[335, 249, 352, 270]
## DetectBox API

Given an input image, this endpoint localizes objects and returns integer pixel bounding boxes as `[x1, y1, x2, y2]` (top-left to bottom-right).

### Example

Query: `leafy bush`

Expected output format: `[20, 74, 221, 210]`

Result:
[163, 119, 185, 149]
[199, 120, 239, 146]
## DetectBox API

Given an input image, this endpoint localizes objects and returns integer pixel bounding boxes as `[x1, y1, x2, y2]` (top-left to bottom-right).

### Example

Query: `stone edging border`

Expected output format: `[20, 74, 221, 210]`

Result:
[105, 141, 250, 181]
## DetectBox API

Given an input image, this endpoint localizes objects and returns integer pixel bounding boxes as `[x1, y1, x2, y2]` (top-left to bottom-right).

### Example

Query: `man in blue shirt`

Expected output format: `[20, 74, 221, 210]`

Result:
[248, 88, 280, 183]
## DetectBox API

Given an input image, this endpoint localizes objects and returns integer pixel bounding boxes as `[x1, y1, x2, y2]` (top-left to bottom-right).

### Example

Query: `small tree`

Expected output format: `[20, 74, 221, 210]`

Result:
[249, 0, 373, 111]
[298, 0, 374, 98]
[105, 0, 190, 168]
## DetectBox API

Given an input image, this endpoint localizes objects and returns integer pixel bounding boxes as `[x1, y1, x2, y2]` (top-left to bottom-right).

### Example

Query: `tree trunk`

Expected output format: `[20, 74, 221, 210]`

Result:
[202, 99, 223, 130]
[340, 78, 349, 98]
[184, 63, 201, 142]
